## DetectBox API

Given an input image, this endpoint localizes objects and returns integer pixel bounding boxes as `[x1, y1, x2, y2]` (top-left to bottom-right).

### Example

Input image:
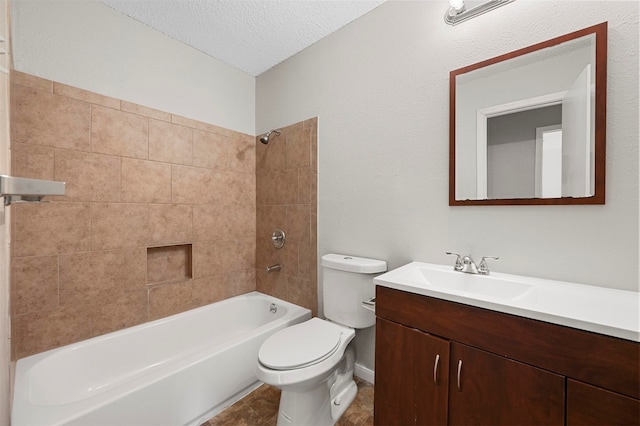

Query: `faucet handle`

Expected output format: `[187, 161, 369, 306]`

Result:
[478, 256, 499, 275]
[446, 251, 463, 271]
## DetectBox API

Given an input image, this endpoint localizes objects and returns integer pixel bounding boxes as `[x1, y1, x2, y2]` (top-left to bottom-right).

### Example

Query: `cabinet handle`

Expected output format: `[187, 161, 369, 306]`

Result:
[457, 360, 463, 392]
[433, 354, 440, 385]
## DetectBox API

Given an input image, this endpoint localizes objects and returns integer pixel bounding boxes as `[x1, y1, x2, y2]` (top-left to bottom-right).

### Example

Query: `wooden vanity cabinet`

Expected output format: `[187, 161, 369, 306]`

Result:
[374, 318, 449, 425]
[566, 380, 640, 425]
[374, 286, 640, 425]
[448, 342, 564, 425]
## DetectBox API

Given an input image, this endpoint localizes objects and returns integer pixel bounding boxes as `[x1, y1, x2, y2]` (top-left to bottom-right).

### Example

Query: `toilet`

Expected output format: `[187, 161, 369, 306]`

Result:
[255, 254, 387, 426]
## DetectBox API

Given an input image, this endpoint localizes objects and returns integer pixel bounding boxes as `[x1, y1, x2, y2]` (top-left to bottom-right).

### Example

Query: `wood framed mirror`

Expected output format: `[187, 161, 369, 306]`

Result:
[449, 22, 607, 206]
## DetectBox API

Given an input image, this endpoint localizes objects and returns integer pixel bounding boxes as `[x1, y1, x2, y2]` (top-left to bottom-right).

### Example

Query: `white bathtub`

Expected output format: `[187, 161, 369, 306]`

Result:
[12, 291, 311, 426]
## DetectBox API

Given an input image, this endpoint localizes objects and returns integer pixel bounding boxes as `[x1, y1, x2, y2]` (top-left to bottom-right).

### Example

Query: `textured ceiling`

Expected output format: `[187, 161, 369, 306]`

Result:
[99, 0, 386, 76]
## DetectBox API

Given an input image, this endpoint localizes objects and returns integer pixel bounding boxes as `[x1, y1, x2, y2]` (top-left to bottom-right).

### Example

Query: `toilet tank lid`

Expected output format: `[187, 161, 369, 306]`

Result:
[321, 254, 387, 274]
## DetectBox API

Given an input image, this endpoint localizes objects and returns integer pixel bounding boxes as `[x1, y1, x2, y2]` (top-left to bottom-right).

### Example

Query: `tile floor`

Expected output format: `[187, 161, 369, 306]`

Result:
[203, 377, 374, 426]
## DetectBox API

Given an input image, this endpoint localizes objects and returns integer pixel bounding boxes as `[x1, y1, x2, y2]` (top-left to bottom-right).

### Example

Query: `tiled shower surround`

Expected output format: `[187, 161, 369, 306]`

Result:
[255, 118, 318, 317]
[9, 71, 318, 359]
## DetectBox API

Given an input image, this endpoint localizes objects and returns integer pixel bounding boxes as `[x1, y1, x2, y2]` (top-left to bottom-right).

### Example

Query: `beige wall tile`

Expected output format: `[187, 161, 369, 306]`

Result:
[256, 237, 282, 276]
[282, 121, 304, 134]
[11, 256, 58, 315]
[256, 203, 285, 271]
[13, 304, 93, 359]
[193, 204, 255, 242]
[256, 170, 297, 205]
[121, 101, 171, 122]
[287, 205, 311, 244]
[121, 158, 171, 203]
[297, 167, 311, 205]
[237, 238, 256, 270]
[311, 129, 318, 173]
[256, 270, 288, 301]
[256, 205, 287, 237]
[285, 128, 311, 169]
[192, 241, 222, 279]
[54, 149, 121, 202]
[149, 204, 193, 245]
[149, 119, 192, 165]
[11, 84, 91, 150]
[148, 281, 194, 320]
[192, 240, 244, 278]
[228, 135, 255, 174]
[226, 269, 256, 298]
[311, 171, 318, 211]
[255, 118, 318, 314]
[281, 240, 299, 277]
[256, 135, 285, 174]
[171, 165, 215, 204]
[147, 244, 192, 285]
[53, 83, 121, 109]
[11, 143, 55, 180]
[310, 213, 318, 250]
[12, 202, 91, 257]
[91, 203, 149, 250]
[224, 172, 256, 204]
[9, 73, 270, 356]
[287, 276, 316, 315]
[11, 71, 53, 92]
[91, 290, 147, 336]
[124, 247, 147, 292]
[192, 130, 230, 170]
[298, 239, 312, 280]
[91, 105, 149, 159]
[303, 117, 317, 129]
[171, 115, 236, 138]
[59, 251, 123, 305]
[218, 239, 245, 274]
[192, 274, 226, 307]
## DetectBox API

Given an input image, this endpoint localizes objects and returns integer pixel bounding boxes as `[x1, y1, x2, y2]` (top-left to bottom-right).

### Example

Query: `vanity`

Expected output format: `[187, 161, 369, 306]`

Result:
[372, 262, 640, 425]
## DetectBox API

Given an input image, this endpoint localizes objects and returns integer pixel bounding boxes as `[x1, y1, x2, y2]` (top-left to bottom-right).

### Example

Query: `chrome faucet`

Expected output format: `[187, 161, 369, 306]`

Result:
[446, 252, 499, 275]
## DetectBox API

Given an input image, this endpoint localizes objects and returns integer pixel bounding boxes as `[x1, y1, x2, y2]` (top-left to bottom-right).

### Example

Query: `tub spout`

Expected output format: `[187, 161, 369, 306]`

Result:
[265, 264, 281, 273]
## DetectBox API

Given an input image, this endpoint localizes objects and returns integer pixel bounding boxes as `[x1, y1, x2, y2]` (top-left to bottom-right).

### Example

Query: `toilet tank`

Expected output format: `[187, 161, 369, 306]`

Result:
[321, 254, 387, 329]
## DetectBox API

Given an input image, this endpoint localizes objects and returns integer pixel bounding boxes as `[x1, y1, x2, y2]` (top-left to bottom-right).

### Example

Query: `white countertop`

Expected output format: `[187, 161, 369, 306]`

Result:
[373, 261, 640, 342]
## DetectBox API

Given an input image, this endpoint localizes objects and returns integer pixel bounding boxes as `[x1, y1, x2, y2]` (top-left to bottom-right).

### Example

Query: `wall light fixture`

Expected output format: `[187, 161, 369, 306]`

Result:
[445, 0, 515, 25]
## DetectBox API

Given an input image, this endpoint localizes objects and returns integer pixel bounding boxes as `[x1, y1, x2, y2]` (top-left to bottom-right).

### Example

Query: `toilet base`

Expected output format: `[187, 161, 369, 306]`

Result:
[276, 378, 357, 426]
[276, 347, 357, 426]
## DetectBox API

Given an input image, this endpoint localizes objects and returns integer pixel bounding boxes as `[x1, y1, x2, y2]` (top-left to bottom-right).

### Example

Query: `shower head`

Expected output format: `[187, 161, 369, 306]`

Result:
[260, 129, 281, 144]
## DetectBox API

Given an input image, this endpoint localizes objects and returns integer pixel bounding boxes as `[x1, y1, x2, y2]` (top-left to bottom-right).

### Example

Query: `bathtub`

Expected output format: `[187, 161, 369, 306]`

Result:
[12, 291, 311, 426]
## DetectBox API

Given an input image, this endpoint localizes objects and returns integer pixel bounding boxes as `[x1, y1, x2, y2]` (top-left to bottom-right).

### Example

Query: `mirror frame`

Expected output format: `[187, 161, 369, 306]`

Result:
[449, 22, 607, 206]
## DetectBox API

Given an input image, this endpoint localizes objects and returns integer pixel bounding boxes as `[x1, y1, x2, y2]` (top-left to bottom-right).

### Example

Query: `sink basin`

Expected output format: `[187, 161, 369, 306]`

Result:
[373, 261, 640, 342]
[404, 265, 532, 300]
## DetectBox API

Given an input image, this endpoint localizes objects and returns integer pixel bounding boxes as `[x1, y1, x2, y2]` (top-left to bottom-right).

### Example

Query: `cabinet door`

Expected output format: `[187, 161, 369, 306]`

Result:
[567, 379, 640, 425]
[448, 342, 564, 425]
[374, 318, 449, 426]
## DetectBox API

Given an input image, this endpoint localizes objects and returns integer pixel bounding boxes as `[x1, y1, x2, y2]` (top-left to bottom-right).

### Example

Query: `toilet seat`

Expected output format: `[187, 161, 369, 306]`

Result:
[259, 318, 343, 370]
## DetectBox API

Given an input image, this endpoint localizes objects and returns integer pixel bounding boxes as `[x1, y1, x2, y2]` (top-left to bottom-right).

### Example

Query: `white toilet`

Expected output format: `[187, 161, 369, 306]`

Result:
[255, 254, 387, 426]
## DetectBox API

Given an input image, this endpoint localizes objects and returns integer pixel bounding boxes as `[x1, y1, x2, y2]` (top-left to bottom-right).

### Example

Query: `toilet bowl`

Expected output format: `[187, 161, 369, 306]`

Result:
[255, 254, 387, 426]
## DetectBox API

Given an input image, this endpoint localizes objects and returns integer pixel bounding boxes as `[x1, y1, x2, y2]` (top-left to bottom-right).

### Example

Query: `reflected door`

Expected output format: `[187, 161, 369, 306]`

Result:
[561, 64, 592, 197]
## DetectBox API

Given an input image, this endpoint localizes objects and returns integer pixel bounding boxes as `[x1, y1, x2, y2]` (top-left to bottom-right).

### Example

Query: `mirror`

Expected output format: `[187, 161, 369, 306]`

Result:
[449, 22, 607, 206]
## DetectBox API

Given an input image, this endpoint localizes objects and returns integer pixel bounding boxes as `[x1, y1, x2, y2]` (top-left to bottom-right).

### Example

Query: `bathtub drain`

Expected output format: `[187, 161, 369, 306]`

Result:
[270, 303, 277, 314]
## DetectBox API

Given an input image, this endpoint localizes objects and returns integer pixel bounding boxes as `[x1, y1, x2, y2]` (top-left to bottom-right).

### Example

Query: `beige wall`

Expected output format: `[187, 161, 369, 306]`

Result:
[257, 0, 639, 290]
[1, 0, 10, 422]
[256, 1, 639, 371]
[10, 71, 256, 359]
[255, 119, 318, 317]
[11, 0, 255, 135]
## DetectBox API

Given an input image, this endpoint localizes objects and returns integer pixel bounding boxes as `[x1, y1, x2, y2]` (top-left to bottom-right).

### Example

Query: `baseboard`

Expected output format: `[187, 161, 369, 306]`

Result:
[354, 362, 374, 384]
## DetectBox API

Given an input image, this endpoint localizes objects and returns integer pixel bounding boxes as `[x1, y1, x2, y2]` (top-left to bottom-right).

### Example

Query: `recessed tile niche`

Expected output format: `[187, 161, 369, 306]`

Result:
[147, 244, 193, 286]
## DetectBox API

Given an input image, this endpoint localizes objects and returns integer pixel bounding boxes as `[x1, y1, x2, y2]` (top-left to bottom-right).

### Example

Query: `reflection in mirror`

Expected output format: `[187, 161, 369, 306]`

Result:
[450, 22, 607, 205]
